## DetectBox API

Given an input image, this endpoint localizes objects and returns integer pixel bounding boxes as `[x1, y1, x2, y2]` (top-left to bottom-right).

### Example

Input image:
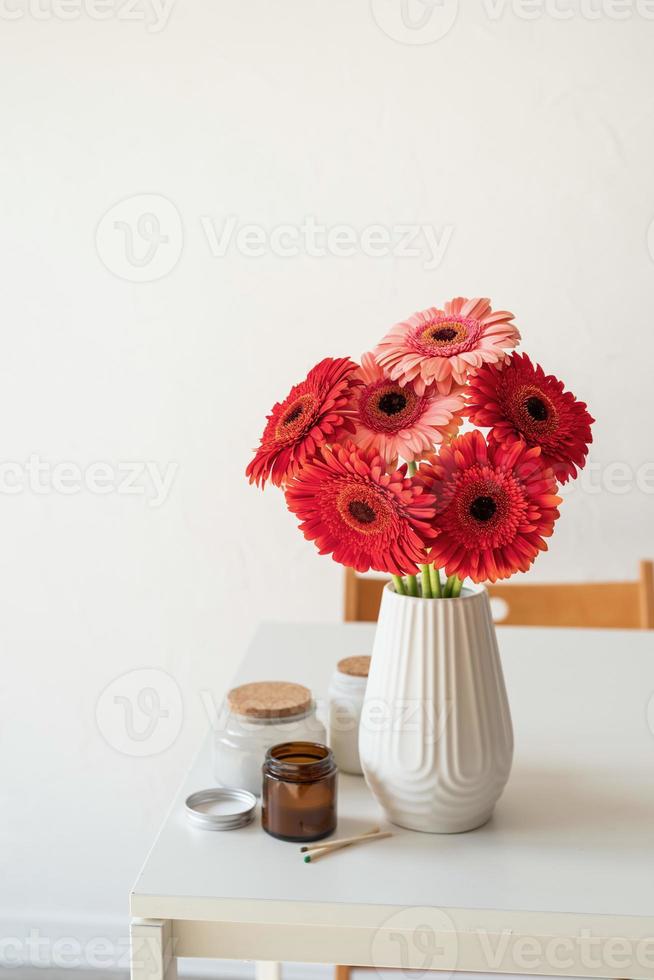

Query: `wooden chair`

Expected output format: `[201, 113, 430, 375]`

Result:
[343, 561, 654, 629]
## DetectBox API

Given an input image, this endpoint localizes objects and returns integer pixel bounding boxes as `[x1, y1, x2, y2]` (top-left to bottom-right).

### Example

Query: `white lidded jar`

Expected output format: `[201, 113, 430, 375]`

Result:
[213, 681, 326, 796]
[328, 655, 370, 775]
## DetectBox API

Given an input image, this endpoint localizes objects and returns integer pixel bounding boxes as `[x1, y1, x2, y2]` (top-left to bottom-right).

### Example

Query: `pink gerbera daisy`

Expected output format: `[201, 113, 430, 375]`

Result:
[246, 357, 360, 488]
[284, 441, 437, 575]
[419, 430, 561, 583]
[375, 297, 520, 395]
[467, 353, 594, 484]
[350, 353, 464, 467]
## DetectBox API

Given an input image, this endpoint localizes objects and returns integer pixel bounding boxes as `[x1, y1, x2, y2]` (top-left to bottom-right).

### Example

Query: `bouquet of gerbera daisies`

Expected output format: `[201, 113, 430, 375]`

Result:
[246, 297, 593, 598]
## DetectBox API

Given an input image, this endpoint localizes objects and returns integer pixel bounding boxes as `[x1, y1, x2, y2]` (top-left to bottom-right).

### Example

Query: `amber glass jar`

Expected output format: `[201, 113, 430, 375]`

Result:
[262, 741, 337, 842]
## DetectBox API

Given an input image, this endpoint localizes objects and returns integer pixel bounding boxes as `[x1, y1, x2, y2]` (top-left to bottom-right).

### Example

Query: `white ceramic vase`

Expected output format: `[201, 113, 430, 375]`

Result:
[359, 582, 513, 833]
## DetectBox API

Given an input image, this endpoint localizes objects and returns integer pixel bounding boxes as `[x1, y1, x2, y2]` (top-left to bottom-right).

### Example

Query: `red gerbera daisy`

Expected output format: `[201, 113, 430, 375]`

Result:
[467, 353, 594, 484]
[420, 430, 561, 583]
[246, 357, 360, 488]
[285, 442, 437, 575]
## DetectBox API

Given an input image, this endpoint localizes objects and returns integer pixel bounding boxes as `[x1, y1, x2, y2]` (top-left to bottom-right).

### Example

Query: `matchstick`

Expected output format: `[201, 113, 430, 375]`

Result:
[303, 830, 392, 863]
[300, 826, 380, 853]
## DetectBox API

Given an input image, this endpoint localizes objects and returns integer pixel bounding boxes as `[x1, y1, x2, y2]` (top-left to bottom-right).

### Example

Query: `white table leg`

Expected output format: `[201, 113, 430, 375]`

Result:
[130, 918, 177, 980]
[255, 962, 281, 980]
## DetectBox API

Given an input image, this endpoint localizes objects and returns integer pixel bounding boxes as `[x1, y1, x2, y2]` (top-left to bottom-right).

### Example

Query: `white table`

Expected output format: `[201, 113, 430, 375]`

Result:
[130, 623, 654, 980]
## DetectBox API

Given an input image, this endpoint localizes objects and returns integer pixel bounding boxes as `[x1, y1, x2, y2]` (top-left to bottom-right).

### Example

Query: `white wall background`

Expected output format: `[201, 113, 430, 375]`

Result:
[1, 0, 653, 971]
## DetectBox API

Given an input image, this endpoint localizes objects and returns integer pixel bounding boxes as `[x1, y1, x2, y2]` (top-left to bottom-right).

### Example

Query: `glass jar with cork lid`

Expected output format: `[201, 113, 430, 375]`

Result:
[328, 655, 370, 775]
[213, 680, 325, 795]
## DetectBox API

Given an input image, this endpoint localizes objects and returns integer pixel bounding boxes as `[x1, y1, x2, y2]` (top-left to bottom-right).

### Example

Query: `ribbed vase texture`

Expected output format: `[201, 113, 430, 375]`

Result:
[359, 584, 513, 833]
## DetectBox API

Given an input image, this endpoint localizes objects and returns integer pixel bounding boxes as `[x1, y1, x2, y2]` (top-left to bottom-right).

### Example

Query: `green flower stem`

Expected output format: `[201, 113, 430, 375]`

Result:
[392, 575, 406, 595]
[451, 575, 464, 598]
[429, 564, 442, 598]
[420, 565, 432, 599]
[444, 575, 457, 598]
[406, 461, 426, 598]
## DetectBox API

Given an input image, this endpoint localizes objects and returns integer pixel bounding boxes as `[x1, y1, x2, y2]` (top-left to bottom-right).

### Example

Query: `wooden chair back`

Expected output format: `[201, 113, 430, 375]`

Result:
[343, 561, 654, 629]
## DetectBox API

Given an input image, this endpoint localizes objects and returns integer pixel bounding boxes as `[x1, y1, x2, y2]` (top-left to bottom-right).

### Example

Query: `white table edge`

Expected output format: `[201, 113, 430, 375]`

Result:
[129, 894, 654, 977]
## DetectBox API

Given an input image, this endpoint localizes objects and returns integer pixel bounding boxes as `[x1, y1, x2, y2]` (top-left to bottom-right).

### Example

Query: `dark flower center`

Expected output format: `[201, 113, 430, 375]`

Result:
[378, 391, 407, 416]
[348, 500, 376, 525]
[469, 495, 497, 522]
[525, 395, 548, 422]
[431, 327, 457, 342]
[283, 403, 304, 425]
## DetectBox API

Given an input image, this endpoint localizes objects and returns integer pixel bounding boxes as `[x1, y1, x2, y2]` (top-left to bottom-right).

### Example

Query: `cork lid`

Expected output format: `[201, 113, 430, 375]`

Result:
[227, 681, 312, 719]
[337, 655, 371, 678]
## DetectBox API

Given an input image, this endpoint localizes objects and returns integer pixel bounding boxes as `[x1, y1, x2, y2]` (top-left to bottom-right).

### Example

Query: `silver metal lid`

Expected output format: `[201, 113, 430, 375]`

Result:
[185, 787, 257, 831]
